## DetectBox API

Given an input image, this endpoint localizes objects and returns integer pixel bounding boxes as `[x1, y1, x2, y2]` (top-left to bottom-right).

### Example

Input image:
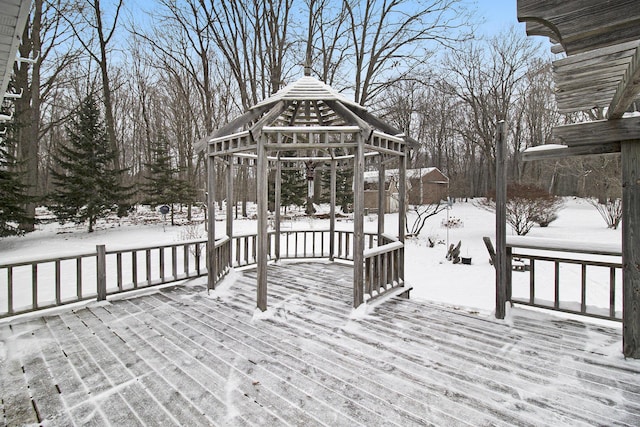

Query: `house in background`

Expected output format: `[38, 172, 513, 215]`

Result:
[364, 167, 449, 212]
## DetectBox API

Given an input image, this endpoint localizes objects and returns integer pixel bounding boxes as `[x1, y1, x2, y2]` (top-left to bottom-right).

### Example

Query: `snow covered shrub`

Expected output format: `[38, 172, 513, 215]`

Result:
[533, 212, 558, 228]
[405, 202, 447, 237]
[479, 184, 563, 236]
[587, 197, 622, 229]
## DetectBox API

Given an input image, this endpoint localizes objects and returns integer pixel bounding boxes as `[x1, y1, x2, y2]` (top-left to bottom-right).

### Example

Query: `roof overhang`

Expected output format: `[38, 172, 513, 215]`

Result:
[518, 0, 640, 160]
[1, 0, 31, 105]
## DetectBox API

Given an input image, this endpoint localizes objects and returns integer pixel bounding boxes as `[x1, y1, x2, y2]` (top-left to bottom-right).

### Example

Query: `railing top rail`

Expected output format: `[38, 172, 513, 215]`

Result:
[105, 238, 208, 254]
[214, 235, 230, 247]
[506, 236, 621, 257]
[0, 251, 98, 268]
[364, 241, 404, 258]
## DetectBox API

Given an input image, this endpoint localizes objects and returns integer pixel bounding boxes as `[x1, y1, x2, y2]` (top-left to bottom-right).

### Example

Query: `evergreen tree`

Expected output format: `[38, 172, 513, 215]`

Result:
[269, 167, 307, 214]
[142, 133, 194, 225]
[48, 95, 128, 232]
[0, 122, 31, 236]
[320, 166, 353, 213]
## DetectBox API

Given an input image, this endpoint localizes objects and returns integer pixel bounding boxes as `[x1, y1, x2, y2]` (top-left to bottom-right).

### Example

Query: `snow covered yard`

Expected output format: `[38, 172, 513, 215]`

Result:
[0, 198, 623, 318]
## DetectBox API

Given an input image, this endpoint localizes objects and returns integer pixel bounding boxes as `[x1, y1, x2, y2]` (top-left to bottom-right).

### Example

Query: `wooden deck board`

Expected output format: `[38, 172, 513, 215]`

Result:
[2, 261, 640, 426]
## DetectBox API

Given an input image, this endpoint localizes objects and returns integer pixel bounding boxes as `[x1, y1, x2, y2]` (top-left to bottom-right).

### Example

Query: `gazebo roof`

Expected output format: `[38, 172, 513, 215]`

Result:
[198, 75, 417, 157]
[252, 76, 362, 110]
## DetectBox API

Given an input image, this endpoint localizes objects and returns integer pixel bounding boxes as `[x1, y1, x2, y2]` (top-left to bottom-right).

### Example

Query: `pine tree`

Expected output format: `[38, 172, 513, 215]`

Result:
[269, 168, 307, 214]
[49, 95, 128, 232]
[142, 133, 194, 225]
[320, 166, 353, 213]
[0, 122, 31, 236]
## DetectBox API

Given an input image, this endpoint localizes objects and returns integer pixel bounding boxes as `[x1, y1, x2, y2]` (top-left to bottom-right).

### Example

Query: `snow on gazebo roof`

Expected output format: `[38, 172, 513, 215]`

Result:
[252, 76, 362, 110]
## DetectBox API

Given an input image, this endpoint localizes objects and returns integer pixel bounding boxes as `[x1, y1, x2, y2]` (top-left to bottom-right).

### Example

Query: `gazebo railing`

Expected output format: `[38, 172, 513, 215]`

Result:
[363, 236, 405, 303]
[1, 229, 403, 318]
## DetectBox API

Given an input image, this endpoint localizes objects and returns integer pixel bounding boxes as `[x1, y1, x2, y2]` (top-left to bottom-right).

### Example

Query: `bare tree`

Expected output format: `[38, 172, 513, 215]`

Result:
[55, 0, 124, 173]
[343, 0, 471, 106]
[202, 0, 295, 110]
[444, 28, 541, 191]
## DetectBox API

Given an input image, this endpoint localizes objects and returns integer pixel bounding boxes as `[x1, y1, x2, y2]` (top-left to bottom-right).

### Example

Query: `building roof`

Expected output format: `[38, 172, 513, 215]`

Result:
[0, 0, 31, 106]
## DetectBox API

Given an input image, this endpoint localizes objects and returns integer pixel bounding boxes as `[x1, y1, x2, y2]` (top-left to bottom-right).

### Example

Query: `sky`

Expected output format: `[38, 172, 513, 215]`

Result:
[475, 0, 520, 36]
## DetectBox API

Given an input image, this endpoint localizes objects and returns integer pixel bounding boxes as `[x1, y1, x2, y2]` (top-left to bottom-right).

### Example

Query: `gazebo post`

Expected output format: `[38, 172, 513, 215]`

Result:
[398, 152, 406, 244]
[226, 156, 234, 265]
[353, 139, 365, 307]
[207, 155, 216, 290]
[329, 159, 336, 261]
[622, 140, 640, 358]
[256, 136, 269, 311]
[377, 155, 385, 239]
[275, 158, 282, 261]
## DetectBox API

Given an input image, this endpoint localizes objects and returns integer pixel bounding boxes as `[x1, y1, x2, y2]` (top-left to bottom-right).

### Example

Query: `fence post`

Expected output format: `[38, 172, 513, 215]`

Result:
[97, 245, 107, 301]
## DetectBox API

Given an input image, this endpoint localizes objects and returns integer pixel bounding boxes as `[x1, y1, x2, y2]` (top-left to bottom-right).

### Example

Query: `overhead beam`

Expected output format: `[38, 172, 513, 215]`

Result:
[518, 0, 640, 55]
[249, 100, 289, 142]
[324, 99, 373, 140]
[522, 142, 622, 161]
[608, 44, 640, 119]
[551, 117, 640, 146]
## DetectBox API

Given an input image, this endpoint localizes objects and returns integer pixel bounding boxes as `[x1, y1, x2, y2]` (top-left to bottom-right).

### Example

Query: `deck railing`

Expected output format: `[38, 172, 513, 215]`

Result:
[1, 229, 401, 318]
[1, 238, 210, 318]
[504, 237, 622, 321]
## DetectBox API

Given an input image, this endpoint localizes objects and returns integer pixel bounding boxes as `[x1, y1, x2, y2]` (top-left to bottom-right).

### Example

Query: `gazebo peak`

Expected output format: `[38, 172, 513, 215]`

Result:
[252, 75, 362, 110]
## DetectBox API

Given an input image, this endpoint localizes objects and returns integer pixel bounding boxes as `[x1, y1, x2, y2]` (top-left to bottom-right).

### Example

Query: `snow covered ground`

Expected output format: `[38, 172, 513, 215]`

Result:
[0, 198, 623, 323]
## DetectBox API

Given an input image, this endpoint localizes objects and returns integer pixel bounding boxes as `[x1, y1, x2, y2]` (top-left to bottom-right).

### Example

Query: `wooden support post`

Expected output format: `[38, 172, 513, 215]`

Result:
[275, 159, 282, 261]
[495, 121, 508, 319]
[622, 140, 640, 358]
[256, 137, 269, 311]
[398, 153, 406, 244]
[377, 155, 385, 240]
[226, 156, 234, 267]
[96, 245, 107, 301]
[353, 140, 365, 308]
[330, 160, 336, 261]
[207, 155, 216, 290]
[398, 150, 407, 282]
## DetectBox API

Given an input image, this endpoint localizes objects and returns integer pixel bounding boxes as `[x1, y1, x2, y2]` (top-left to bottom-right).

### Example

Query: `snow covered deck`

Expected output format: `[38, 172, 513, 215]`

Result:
[2, 262, 639, 426]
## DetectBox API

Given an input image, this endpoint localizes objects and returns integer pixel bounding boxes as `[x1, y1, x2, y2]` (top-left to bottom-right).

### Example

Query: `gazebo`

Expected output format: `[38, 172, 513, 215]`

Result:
[202, 74, 414, 310]
[517, 0, 640, 358]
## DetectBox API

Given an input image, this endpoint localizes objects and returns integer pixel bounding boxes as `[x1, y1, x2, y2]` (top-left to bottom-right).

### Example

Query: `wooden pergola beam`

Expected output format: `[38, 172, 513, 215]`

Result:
[608, 44, 640, 119]
[522, 142, 622, 161]
[518, 0, 640, 55]
[551, 117, 640, 146]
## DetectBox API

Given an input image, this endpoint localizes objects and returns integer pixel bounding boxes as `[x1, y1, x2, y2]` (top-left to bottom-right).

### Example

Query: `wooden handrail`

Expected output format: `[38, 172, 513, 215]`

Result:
[486, 236, 623, 322]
